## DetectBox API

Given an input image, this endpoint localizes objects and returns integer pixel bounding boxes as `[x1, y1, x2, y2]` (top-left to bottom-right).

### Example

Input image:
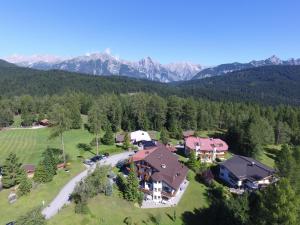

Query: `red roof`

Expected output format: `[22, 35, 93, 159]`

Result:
[22, 164, 35, 173]
[132, 148, 157, 161]
[185, 137, 228, 152]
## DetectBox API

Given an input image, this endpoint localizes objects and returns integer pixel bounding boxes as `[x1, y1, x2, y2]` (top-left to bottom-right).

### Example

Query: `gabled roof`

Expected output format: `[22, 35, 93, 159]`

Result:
[116, 134, 125, 142]
[143, 144, 188, 190]
[182, 130, 195, 138]
[130, 130, 151, 142]
[22, 164, 36, 173]
[132, 148, 157, 162]
[185, 137, 228, 152]
[220, 155, 275, 182]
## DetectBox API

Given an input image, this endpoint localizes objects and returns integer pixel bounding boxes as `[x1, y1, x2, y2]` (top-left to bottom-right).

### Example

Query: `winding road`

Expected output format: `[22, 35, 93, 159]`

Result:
[42, 151, 132, 219]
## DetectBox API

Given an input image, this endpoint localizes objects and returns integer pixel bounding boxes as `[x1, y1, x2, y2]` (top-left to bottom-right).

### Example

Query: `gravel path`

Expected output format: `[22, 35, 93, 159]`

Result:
[42, 151, 132, 219]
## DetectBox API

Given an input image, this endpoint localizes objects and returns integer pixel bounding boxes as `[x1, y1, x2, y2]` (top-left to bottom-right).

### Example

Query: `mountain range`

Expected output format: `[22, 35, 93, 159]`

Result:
[4, 53, 300, 82]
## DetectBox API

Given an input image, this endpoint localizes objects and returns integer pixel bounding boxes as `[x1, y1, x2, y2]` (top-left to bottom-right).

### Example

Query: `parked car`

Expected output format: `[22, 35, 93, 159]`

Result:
[6, 222, 16, 225]
[90, 155, 103, 162]
[101, 153, 110, 159]
[83, 159, 93, 166]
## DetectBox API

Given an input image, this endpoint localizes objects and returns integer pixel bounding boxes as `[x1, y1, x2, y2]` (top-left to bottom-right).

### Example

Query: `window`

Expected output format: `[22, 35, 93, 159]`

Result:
[154, 196, 157, 199]
[158, 188, 161, 191]
[154, 188, 157, 191]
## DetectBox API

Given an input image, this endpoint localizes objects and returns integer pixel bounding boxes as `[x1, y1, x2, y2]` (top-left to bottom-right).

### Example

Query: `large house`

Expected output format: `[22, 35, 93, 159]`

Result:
[131, 143, 188, 203]
[115, 130, 151, 145]
[185, 137, 228, 163]
[219, 155, 277, 190]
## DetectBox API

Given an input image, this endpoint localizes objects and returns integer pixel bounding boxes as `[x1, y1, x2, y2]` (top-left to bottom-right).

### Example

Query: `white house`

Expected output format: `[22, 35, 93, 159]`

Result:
[130, 130, 151, 143]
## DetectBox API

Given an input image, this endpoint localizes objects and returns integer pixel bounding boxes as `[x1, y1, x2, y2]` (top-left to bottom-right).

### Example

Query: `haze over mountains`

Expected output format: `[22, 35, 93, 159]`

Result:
[4, 53, 300, 82]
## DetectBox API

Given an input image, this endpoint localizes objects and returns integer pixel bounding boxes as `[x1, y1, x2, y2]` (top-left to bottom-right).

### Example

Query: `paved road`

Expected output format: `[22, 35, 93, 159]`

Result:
[42, 151, 132, 219]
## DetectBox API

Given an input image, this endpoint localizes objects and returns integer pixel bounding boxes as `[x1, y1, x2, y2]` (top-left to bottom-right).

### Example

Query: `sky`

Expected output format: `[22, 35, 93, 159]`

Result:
[0, 0, 300, 65]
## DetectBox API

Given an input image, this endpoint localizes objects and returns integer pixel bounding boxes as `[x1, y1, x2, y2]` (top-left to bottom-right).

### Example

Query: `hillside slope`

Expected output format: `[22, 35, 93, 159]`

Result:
[179, 65, 300, 105]
[0, 61, 300, 105]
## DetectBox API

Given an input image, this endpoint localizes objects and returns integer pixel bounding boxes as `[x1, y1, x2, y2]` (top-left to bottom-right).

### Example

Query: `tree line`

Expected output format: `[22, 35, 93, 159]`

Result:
[1, 92, 300, 144]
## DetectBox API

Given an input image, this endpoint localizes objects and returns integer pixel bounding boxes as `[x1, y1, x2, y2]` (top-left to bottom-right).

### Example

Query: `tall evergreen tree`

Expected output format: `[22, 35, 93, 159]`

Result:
[257, 179, 299, 225]
[16, 207, 46, 225]
[33, 162, 51, 183]
[102, 123, 114, 145]
[160, 128, 170, 145]
[275, 121, 292, 144]
[124, 162, 140, 202]
[18, 170, 32, 196]
[275, 144, 294, 179]
[1, 152, 23, 188]
[123, 132, 131, 150]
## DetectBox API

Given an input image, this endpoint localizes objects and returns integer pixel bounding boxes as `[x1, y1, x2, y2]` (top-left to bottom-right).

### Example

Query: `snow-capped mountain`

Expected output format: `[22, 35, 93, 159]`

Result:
[5, 52, 202, 82]
[192, 55, 300, 79]
[4, 53, 300, 82]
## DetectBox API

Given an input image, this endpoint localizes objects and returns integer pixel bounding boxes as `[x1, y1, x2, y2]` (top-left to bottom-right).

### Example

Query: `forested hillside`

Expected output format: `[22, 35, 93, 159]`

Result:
[0, 66, 178, 96]
[177, 65, 300, 105]
[0, 62, 300, 105]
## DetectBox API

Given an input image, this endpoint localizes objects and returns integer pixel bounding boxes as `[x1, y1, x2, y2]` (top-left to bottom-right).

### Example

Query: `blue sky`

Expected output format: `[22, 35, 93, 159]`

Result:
[0, 0, 299, 65]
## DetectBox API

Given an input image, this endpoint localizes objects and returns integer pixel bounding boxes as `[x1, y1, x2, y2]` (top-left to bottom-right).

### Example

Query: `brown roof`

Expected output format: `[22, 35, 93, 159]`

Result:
[22, 164, 35, 173]
[143, 144, 188, 190]
[116, 134, 125, 143]
[148, 131, 159, 140]
[182, 130, 195, 138]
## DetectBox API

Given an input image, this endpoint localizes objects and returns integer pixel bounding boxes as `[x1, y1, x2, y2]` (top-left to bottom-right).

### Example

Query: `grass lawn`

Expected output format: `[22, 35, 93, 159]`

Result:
[260, 144, 281, 168]
[0, 125, 124, 224]
[0, 128, 122, 165]
[48, 178, 208, 225]
[0, 161, 85, 224]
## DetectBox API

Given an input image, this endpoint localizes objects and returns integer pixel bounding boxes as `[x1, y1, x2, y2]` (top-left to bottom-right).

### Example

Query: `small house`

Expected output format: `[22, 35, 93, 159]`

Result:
[22, 164, 36, 178]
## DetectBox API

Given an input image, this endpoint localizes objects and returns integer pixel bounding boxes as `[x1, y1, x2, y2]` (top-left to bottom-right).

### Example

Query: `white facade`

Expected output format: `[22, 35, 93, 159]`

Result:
[130, 130, 151, 143]
[152, 181, 162, 202]
[219, 165, 273, 189]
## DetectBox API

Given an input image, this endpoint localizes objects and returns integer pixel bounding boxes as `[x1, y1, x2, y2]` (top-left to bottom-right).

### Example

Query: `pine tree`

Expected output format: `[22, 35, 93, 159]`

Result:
[124, 162, 140, 202]
[33, 162, 51, 183]
[102, 124, 114, 145]
[123, 132, 131, 150]
[16, 207, 46, 225]
[257, 179, 298, 225]
[275, 144, 295, 179]
[160, 128, 170, 145]
[43, 149, 57, 178]
[1, 152, 23, 188]
[18, 170, 32, 196]
[187, 151, 199, 172]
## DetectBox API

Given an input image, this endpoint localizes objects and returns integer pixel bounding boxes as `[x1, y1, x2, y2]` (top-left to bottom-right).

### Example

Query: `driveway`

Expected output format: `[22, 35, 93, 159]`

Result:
[42, 151, 132, 219]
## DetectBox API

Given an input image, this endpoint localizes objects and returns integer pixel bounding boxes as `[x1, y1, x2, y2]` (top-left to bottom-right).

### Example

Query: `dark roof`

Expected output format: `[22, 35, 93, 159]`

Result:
[220, 155, 275, 182]
[22, 164, 36, 173]
[141, 140, 157, 149]
[182, 130, 195, 137]
[116, 134, 125, 142]
[144, 144, 188, 190]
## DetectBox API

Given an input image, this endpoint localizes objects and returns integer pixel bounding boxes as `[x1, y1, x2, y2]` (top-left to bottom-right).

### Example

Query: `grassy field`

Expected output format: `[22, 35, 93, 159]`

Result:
[0, 124, 123, 224]
[0, 162, 85, 224]
[48, 178, 208, 225]
[0, 128, 122, 165]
